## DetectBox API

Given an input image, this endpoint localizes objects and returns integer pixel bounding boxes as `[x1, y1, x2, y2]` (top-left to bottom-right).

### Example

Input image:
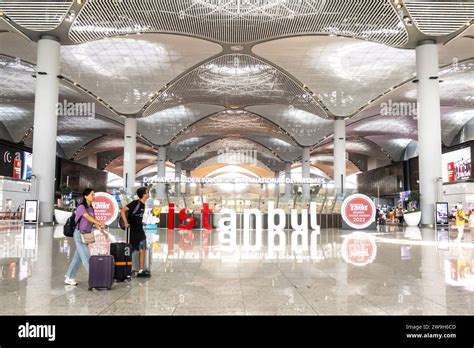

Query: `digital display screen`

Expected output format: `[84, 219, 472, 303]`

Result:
[442, 147, 471, 182]
[0, 144, 32, 180]
[24, 200, 38, 223]
[436, 202, 449, 225]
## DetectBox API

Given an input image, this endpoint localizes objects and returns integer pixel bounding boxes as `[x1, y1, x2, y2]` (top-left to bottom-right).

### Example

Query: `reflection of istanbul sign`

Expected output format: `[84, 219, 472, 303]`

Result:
[92, 192, 119, 226]
[341, 194, 376, 229]
[341, 232, 377, 266]
[168, 201, 321, 253]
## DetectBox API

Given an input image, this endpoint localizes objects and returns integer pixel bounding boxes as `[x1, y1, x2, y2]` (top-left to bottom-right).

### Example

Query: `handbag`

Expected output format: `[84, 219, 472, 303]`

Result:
[80, 232, 95, 244]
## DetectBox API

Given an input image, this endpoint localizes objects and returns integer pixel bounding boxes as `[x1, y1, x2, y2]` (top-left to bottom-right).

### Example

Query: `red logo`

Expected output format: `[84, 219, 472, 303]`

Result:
[92, 192, 119, 226]
[341, 194, 376, 229]
[447, 162, 455, 182]
[13, 159, 21, 179]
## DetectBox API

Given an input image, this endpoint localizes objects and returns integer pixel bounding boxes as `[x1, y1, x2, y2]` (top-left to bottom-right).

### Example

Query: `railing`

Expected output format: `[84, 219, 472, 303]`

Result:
[0, 210, 23, 220]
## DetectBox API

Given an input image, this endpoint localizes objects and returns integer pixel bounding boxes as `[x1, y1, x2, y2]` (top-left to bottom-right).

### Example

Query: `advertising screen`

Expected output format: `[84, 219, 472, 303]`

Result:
[24, 200, 38, 223]
[0, 143, 32, 180]
[442, 147, 471, 182]
[436, 202, 449, 225]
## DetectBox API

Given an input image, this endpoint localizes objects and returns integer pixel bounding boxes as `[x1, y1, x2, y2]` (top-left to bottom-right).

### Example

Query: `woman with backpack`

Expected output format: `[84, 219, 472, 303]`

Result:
[64, 188, 108, 286]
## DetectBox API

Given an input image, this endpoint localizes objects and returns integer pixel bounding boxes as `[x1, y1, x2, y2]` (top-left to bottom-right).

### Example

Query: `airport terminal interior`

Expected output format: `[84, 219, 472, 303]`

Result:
[0, 0, 473, 315]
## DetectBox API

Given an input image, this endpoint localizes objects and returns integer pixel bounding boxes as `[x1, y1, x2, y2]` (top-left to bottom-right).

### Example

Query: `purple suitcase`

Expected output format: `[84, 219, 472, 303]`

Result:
[88, 255, 114, 290]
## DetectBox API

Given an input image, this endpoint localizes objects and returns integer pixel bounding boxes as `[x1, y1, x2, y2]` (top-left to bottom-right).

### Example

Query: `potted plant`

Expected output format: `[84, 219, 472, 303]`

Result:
[55, 184, 74, 224]
[404, 200, 421, 227]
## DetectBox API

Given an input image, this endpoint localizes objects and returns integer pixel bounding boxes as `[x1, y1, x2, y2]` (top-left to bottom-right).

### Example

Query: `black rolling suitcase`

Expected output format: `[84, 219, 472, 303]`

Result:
[110, 228, 132, 282]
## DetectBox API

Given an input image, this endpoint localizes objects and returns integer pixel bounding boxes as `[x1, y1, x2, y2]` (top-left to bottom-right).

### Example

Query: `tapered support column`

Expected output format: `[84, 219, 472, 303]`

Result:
[174, 162, 182, 196]
[157, 146, 166, 198]
[416, 40, 442, 225]
[32, 36, 60, 223]
[302, 147, 310, 200]
[333, 118, 346, 195]
[123, 117, 137, 195]
[274, 171, 280, 199]
[185, 170, 191, 195]
[285, 162, 292, 198]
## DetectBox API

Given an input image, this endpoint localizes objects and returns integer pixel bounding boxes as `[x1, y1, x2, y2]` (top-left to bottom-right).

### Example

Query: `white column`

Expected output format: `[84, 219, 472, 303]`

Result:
[32, 36, 60, 223]
[174, 162, 182, 196]
[157, 146, 166, 198]
[416, 40, 442, 225]
[86, 154, 97, 169]
[185, 170, 191, 195]
[285, 162, 292, 198]
[123, 117, 137, 195]
[274, 171, 280, 199]
[302, 147, 310, 200]
[333, 118, 346, 194]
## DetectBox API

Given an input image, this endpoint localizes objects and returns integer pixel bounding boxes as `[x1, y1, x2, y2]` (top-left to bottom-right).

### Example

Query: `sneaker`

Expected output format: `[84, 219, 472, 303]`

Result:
[64, 277, 78, 286]
[137, 270, 151, 278]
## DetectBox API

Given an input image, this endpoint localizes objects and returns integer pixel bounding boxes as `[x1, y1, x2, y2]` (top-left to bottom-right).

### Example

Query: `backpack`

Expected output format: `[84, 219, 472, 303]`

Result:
[63, 208, 84, 237]
[118, 201, 141, 230]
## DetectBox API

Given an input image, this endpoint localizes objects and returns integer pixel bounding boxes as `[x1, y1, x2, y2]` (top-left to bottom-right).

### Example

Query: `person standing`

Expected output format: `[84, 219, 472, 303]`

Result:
[120, 187, 151, 278]
[65, 188, 108, 286]
[455, 204, 467, 242]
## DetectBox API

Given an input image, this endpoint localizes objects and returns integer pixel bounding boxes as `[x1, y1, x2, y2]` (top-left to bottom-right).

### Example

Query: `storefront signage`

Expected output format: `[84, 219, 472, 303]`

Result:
[92, 192, 119, 226]
[0, 144, 32, 180]
[341, 194, 376, 230]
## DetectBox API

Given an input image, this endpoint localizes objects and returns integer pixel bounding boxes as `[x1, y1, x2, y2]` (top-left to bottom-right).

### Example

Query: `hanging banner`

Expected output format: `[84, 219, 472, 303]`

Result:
[341, 194, 376, 230]
[92, 192, 119, 226]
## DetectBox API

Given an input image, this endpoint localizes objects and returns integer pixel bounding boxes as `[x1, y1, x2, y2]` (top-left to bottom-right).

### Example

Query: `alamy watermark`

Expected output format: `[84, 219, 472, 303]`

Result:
[380, 99, 418, 119]
[56, 99, 95, 118]
[217, 148, 257, 165]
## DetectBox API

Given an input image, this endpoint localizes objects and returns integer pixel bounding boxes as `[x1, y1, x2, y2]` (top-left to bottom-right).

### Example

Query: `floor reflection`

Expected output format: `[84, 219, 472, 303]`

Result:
[0, 222, 472, 315]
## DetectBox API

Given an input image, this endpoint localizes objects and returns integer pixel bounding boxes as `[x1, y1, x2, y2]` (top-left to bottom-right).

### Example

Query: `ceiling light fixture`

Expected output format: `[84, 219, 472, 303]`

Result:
[65, 10, 76, 22]
[403, 16, 412, 26]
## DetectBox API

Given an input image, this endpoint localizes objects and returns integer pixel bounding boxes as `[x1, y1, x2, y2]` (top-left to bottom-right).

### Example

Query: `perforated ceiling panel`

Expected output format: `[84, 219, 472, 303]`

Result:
[0, 1, 73, 31]
[313, 136, 392, 162]
[364, 136, 413, 161]
[0, 104, 33, 143]
[244, 134, 301, 162]
[441, 108, 474, 146]
[168, 135, 222, 162]
[144, 54, 327, 118]
[137, 104, 225, 146]
[347, 115, 418, 138]
[246, 104, 334, 146]
[57, 134, 100, 159]
[405, 1, 474, 36]
[69, 0, 408, 47]
[60, 34, 222, 114]
[174, 110, 295, 146]
[183, 137, 283, 171]
[253, 36, 416, 117]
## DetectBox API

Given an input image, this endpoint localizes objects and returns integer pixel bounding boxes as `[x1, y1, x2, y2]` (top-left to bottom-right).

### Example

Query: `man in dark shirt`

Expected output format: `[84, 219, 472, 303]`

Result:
[120, 187, 150, 278]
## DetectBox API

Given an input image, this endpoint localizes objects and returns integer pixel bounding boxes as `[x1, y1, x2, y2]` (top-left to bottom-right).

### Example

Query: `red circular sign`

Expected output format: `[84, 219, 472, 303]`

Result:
[342, 232, 377, 266]
[91, 192, 119, 226]
[341, 194, 376, 229]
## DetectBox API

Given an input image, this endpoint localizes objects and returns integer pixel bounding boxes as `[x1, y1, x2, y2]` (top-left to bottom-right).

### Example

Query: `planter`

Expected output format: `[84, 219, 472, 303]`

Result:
[55, 209, 72, 225]
[404, 211, 421, 227]
[404, 226, 422, 240]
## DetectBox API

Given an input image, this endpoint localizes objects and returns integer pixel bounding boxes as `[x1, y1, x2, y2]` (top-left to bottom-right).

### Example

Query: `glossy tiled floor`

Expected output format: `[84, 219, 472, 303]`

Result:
[0, 222, 473, 315]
